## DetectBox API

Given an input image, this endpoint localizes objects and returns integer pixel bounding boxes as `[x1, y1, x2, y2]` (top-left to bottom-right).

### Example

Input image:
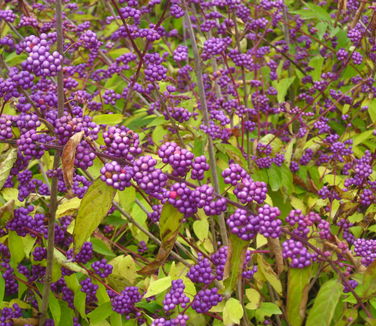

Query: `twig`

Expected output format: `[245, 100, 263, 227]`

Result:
[184, 3, 228, 246]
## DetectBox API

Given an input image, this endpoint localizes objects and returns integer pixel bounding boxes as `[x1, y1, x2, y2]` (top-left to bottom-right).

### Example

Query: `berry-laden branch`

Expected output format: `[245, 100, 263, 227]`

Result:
[184, 2, 228, 247]
[39, 0, 65, 324]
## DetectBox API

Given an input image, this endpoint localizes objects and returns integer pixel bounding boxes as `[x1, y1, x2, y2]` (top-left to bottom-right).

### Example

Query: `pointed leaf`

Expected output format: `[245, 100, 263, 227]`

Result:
[223, 298, 244, 325]
[224, 233, 249, 295]
[361, 260, 376, 298]
[73, 178, 116, 253]
[287, 267, 312, 326]
[138, 204, 182, 275]
[245, 288, 261, 310]
[0, 148, 17, 189]
[144, 276, 172, 298]
[306, 279, 342, 326]
[108, 255, 137, 291]
[257, 255, 282, 296]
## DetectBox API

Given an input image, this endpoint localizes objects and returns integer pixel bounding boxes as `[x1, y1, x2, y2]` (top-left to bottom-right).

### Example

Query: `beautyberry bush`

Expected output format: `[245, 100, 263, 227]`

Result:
[0, 0, 375, 325]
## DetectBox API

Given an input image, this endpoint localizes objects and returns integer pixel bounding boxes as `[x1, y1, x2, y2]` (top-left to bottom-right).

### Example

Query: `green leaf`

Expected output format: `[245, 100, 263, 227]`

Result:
[272, 77, 295, 102]
[255, 302, 282, 320]
[56, 197, 81, 218]
[259, 134, 283, 153]
[353, 130, 374, 146]
[286, 267, 312, 326]
[152, 125, 168, 146]
[245, 288, 261, 310]
[308, 57, 324, 81]
[306, 279, 342, 326]
[58, 301, 74, 326]
[223, 298, 244, 325]
[110, 312, 123, 326]
[368, 99, 376, 123]
[291, 3, 331, 21]
[0, 274, 5, 301]
[361, 260, 376, 298]
[73, 178, 117, 253]
[0, 148, 17, 189]
[118, 186, 136, 213]
[268, 165, 282, 192]
[91, 238, 116, 258]
[144, 276, 172, 298]
[138, 204, 183, 276]
[8, 231, 25, 264]
[93, 114, 124, 125]
[193, 219, 209, 242]
[280, 164, 294, 195]
[224, 233, 249, 295]
[257, 255, 282, 296]
[49, 293, 61, 324]
[284, 138, 295, 167]
[5, 52, 27, 65]
[88, 302, 113, 322]
[54, 249, 88, 274]
[108, 255, 137, 291]
[74, 291, 87, 319]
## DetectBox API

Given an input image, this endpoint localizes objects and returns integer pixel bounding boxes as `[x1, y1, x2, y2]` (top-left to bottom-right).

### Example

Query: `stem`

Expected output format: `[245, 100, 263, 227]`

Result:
[39, 0, 64, 324]
[184, 4, 228, 246]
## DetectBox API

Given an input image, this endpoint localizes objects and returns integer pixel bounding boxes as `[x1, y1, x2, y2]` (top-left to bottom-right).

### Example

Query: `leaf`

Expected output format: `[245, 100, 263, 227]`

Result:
[0, 200, 15, 227]
[268, 165, 282, 192]
[54, 249, 88, 274]
[306, 279, 342, 326]
[361, 260, 376, 299]
[284, 138, 296, 167]
[56, 197, 81, 218]
[308, 57, 324, 81]
[257, 255, 282, 296]
[0, 274, 5, 301]
[272, 77, 295, 102]
[93, 114, 124, 125]
[8, 231, 25, 264]
[223, 298, 244, 326]
[255, 302, 282, 320]
[88, 302, 113, 322]
[91, 238, 116, 258]
[108, 255, 137, 291]
[0, 148, 17, 189]
[118, 187, 136, 213]
[193, 219, 209, 242]
[259, 134, 283, 153]
[144, 276, 172, 298]
[73, 178, 117, 253]
[74, 291, 87, 318]
[287, 267, 312, 326]
[62, 131, 85, 189]
[48, 292, 61, 324]
[138, 204, 182, 276]
[291, 3, 331, 21]
[224, 233, 249, 295]
[245, 288, 261, 310]
[353, 130, 374, 146]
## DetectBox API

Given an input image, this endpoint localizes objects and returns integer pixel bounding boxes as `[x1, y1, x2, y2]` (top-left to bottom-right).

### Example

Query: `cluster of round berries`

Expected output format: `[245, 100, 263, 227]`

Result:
[162, 279, 190, 311]
[100, 161, 134, 190]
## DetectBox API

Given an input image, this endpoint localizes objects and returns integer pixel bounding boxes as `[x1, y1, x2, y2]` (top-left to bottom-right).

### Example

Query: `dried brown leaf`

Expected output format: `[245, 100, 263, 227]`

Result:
[267, 238, 284, 275]
[62, 131, 84, 189]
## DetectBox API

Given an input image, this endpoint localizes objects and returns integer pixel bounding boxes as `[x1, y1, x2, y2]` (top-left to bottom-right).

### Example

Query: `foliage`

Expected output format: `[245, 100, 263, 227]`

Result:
[0, 0, 376, 325]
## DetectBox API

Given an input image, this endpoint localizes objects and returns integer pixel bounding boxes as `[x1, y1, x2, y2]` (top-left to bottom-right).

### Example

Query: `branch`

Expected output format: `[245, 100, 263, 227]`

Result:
[184, 3, 228, 246]
[39, 0, 64, 324]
